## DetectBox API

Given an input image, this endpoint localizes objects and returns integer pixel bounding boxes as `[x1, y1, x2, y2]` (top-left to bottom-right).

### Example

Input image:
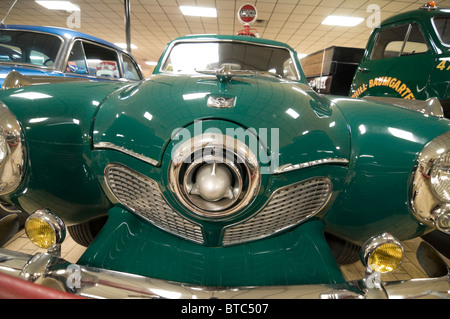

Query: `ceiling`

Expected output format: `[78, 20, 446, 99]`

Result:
[1, 0, 449, 76]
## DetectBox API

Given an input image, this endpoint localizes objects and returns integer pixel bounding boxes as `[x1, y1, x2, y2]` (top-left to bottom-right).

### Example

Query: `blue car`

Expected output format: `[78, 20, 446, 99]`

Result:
[0, 24, 143, 87]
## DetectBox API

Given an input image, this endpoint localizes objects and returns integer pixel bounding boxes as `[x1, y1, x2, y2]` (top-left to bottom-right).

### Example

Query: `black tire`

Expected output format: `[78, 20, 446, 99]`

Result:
[325, 232, 361, 265]
[68, 216, 107, 247]
[421, 230, 450, 259]
[0, 214, 19, 247]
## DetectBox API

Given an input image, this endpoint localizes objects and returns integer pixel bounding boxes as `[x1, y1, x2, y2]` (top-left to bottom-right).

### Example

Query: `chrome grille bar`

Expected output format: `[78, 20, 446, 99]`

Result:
[105, 164, 204, 244]
[222, 178, 332, 246]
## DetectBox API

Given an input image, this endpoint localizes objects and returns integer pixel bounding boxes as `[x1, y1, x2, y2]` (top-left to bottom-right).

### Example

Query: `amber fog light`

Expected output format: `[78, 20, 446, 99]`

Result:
[25, 209, 66, 249]
[361, 233, 404, 273]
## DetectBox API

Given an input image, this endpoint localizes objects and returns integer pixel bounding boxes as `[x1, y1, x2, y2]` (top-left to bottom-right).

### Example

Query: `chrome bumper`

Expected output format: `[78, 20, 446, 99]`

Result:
[0, 247, 449, 299]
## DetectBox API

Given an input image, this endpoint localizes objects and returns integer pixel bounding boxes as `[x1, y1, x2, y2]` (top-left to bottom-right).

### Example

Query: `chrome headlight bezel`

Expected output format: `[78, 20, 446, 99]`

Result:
[361, 233, 404, 274]
[429, 151, 450, 203]
[410, 131, 450, 234]
[168, 133, 261, 219]
[0, 101, 25, 196]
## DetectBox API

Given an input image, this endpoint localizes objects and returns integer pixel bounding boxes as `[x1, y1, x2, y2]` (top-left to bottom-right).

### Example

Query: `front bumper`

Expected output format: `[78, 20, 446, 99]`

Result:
[0, 247, 449, 299]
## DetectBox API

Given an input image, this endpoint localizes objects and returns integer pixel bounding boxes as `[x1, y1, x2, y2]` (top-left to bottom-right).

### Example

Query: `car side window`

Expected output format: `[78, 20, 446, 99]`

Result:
[402, 23, 428, 56]
[434, 17, 450, 45]
[82, 41, 120, 78]
[66, 40, 88, 74]
[122, 54, 141, 80]
[370, 23, 429, 60]
[371, 24, 409, 60]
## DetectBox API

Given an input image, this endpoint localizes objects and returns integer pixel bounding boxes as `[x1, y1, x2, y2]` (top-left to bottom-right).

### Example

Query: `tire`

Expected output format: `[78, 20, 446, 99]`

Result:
[325, 232, 361, 265]
[0, 214, 19, 247]
[68, 216, 107, 247]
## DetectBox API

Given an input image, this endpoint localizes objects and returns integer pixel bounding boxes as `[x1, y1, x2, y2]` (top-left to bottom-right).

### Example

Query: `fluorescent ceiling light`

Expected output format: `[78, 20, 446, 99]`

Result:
[322, 15, 364, 27]
[145, 61, 158, 66]
[180, 6, 217, 18]
[35, 1, 80, 11]
[115, 43, 138, 50]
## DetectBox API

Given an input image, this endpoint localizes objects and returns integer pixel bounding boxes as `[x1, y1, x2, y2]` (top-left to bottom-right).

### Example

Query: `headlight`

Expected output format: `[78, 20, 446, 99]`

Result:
[361, 233, 404, 274]
[25, 208, 66, 250]
[168, 133, 260, 219]
[410, 131, 450, 234]
[0, 102, 25, 195]
[430, 151, 450, 203]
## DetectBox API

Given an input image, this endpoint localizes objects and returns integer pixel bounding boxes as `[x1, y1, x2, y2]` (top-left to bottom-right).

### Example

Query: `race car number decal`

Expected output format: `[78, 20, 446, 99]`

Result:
[351, 76, 415, 99]
[436, 60, 450, 71]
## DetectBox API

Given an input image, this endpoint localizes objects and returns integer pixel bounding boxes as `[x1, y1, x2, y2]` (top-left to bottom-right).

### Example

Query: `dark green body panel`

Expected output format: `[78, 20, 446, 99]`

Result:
[93, 75, 351, 169]
[350, 8, 450, 106]
[79, 207, 346, 286]
[0, 81, 128, 223]
[326, 97, 450, 245]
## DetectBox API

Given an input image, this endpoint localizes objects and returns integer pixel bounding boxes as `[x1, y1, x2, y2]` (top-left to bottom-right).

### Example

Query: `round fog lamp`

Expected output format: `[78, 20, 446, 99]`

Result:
[367, 243, 404, 273]
[25, 209, 65, 249]
[362, 233, 404, 274]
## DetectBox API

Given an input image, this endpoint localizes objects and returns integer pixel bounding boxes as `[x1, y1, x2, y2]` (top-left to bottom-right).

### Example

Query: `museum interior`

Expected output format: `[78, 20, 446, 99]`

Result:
[0, 0, 449, 300]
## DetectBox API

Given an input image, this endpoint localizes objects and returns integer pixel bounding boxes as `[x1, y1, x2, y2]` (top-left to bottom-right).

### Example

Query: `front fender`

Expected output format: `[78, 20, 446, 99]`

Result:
[324, 97, 450, 244]
[0, 81, 128, 224]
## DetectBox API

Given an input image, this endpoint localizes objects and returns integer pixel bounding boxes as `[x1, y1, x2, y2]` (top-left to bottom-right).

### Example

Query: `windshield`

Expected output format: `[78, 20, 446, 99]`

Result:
[161, 41, 300, 80]
[0, 30, 62, 67]
[434, 17, 450, 45]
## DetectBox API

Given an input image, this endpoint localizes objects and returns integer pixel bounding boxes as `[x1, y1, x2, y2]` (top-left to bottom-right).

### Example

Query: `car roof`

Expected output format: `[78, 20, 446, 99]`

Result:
[171, 34, 296, 51]
[381, 7, 450, 26]
[0, 24, 127, 53]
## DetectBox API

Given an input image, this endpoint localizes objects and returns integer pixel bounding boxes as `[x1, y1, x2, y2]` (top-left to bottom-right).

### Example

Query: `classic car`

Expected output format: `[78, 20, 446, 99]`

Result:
[0, 33, 449, 299]
[350, 2, 450, 117]
[0, 24, 143, 87]
[0, 24, 144, 243]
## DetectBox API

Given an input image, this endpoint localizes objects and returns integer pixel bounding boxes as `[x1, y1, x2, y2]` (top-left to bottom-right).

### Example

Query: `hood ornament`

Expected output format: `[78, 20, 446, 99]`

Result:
[196, 65, 256, 83]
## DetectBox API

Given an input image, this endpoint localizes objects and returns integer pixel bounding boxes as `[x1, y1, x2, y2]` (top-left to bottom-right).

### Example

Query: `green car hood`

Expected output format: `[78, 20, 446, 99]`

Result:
[93, 74, 351, 169]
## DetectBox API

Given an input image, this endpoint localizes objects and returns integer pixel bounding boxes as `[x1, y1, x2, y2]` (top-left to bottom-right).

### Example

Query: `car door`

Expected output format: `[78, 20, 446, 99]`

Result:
[351, 21, 436, 100]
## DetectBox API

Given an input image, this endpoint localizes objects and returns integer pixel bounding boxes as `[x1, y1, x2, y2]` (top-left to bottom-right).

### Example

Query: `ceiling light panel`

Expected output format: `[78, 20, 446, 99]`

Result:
[322, 15, 364, 27]
[179, 6, 217, 18]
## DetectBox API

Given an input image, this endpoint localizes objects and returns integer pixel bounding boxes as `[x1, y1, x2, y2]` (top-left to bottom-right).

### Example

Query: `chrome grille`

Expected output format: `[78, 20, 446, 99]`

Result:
[105, 164, 204, 244]
[222, 178, 332, 246]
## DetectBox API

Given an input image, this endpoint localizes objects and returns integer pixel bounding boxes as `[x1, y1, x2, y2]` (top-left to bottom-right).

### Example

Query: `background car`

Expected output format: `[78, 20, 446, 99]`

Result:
[0, 34, 448, 299]
[350, 4, 449, 117]
[0, 24, 143, 87]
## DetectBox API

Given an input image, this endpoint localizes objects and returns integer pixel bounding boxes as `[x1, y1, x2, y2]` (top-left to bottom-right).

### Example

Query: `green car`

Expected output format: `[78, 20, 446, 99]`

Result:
[0, 33, 449, 299]
[350, 3, 450, 117]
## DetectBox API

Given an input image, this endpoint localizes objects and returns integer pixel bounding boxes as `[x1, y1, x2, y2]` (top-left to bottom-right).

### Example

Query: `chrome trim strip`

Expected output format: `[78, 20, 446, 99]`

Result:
[93, 142, 159, 166]
[0, 248, 448, 299]
[273, 158, 349, 174]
